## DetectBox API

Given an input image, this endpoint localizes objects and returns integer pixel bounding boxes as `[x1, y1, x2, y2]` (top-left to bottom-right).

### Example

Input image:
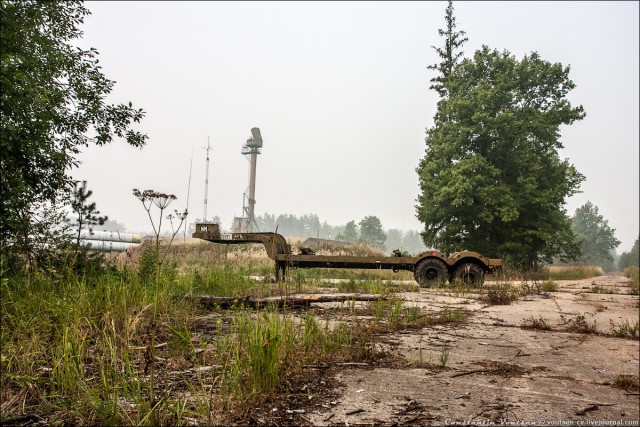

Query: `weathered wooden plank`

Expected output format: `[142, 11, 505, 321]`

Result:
[188, 293, 386, 309]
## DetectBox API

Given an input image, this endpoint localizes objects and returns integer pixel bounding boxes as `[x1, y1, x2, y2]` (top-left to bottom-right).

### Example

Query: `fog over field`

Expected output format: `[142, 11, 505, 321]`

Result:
[74, 1, 639, 252]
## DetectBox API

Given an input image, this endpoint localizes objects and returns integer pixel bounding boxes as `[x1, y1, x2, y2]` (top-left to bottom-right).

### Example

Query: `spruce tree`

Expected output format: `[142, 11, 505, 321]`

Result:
[70, 181, 107, 250]
[427, 0, 468, 97]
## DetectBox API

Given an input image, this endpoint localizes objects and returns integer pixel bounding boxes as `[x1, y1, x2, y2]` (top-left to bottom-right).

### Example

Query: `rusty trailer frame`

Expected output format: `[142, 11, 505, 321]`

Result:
[192, 223, 502, 287]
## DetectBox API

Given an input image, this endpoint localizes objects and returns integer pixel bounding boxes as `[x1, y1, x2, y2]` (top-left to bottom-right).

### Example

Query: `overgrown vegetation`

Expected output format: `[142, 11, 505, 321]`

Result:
[0, 266, 313, 423]
[612, 374, 640, 391]
[417, 0, 586, 270]
[589, 285, 619, 295]
[618, 237, 639, 271]
[545, 265, 604, 280]
[1, 0, 146, 274]
[609, 319, 640, 339]
[624, 266, 639, 295]
[538, 281, 560, 292]
[562, 315, 597, 334]
[1, 1, 636, 424]
[521, 316, 552, 331]
[570, 201, 621, 268]
[481, 283, 520, 305]
[2, 241, 460, 425]
[3, 223, 637, 424]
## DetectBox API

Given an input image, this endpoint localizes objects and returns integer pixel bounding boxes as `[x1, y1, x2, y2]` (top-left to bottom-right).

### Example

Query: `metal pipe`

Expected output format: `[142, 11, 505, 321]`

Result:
[78, 230, 142, 243]
[82, 240, 137, 253]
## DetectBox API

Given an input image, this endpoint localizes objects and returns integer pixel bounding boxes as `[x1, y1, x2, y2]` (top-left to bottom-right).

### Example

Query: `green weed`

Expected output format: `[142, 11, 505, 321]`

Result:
[521, 316, 552, 331]
[546, 265, 604, 280]
[609, 319, 640, 339]
[438, 346, 450, 368]
[370, 298, 428, 329]
[589, 285, 619, 294]
[435, 305, 466, 324]
[563, 315, 597, 334]
[612, 373, 639, 391]
[539, 280, 559, 292]
[482, 283, 519, 305]
[624, 266, 639, 295]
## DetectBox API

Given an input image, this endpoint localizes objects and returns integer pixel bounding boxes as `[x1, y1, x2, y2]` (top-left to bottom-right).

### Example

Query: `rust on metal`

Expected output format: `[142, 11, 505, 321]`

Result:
[192, 223, 502, 287]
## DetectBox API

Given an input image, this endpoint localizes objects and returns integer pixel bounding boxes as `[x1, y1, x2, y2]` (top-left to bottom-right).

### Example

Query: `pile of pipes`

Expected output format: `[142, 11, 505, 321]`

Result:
[79, 230, 141, 253]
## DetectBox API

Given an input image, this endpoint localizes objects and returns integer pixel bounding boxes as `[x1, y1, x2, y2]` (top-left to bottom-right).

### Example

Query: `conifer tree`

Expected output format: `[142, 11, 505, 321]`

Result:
[70, 180, 107, 249]
[427, 0, 468, 97]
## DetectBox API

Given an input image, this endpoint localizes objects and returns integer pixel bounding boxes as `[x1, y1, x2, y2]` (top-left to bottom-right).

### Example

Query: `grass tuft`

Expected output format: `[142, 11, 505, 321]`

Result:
[539, 280, 559, 292]
[521, 316, 552, 331]
[481, 283, 519, 305]
[609, 319, 640, 339]
[612, 373, 640, 391]
[589, 285, 619, 294]
[562, 315, 597, 334]
[438, 346, 450, 368]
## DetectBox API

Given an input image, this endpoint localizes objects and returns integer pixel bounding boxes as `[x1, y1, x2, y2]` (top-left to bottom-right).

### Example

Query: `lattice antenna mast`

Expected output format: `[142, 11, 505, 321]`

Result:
[183, 152, 193, 241]
[203, 137, 211, 221]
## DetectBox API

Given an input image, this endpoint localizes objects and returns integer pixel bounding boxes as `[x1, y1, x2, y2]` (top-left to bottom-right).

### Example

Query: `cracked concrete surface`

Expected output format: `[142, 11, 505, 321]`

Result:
[305, 275, 639, 426]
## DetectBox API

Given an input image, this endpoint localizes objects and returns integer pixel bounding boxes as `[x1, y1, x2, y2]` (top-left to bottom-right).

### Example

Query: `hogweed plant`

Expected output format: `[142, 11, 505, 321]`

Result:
[164, 209, 189, 263]
[133, 189, 188, 260]
[132, 188, 187, 425]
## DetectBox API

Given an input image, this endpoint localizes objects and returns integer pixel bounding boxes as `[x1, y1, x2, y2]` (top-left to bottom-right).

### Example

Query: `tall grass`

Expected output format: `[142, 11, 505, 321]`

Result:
[624, 266, 639, 295]
[293, 267, 415, 282]
[2, 250, 432, 425]
[4, 239, 523, 424]
[1, 267, 181, 425]
[546, 265, 604, 280]
[493, 265, 604, 283]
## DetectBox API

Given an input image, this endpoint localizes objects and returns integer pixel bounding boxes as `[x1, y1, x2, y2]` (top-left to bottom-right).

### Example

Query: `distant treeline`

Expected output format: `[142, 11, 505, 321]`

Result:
[184, 213, 426, 255]
[253, 212, 427, 255]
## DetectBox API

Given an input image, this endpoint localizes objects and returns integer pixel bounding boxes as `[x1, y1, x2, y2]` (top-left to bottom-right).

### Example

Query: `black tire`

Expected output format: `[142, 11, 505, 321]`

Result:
[452, 262, 484, 286]
[414, 258, 448, 288]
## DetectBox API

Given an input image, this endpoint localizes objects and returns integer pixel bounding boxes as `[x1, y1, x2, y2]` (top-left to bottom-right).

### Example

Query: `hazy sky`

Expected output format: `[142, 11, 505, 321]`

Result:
[75, 1, 639, 252]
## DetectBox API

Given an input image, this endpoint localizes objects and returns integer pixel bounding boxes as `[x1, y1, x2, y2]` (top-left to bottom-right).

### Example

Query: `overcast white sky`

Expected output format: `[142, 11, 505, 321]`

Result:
[75, 1, 639, 252]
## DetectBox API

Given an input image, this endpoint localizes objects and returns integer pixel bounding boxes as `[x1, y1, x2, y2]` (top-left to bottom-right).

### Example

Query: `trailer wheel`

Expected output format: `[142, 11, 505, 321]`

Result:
[414, 258, 448, 288]
[452, 263, 484, 286]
